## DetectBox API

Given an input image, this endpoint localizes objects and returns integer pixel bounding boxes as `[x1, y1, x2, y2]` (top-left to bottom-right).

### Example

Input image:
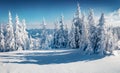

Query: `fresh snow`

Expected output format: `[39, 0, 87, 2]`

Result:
[0, 49, 120, 73]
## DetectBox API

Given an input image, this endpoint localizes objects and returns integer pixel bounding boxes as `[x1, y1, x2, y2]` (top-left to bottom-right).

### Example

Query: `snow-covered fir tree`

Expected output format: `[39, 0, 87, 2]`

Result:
[34, 38, 40, 50]
[52, 20, 59, 48]
[74, 3, 82, 49]
[5, 11, 15, 51]
[64, 24, 69, 48]
[96, 13, 107, 55]
[69, 19, 76, 48]
[57, 14, 68, 48]
[14, 14, 23, 50]
[21, 19, 29, 50]
[52, 15, 68, 49]
[113, 32, 119, 50]
[29, 36, 34, 50]
[80, 13, 90, 52]
[87, 9, 97, 54]
[40, 18, 49, 49]
[105, 28, 115, 54]
[58, 14, 65, 48]
[106, 27, 119, 54]
[0, 24, 5, 52]
[47, 34, 53, 49]
[72, 3, 87, 50]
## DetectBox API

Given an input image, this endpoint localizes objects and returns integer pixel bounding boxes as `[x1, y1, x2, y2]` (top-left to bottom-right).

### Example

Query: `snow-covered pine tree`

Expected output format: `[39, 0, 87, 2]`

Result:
[34, 38, 40, 50]
[106, 28, 119, 52]
[5, 11, 15, 51]
[52, 16, 68, 49]
[69, 21, 76, 49]
[87, 9, 97, 54]
[47, 34, 53, 49]
[75, 2, 81, 18]
[57, 14, 67, 48]
[54, 19, 59, 31]
[40, 18, 49, 49]
[105, 27, 115, 54]
[29, 36, 34, 50]
[0, 24, 5, 52]
[72, 3, 82, 49]
[96, 13, 107, 55]
[74, 25, 80, 48]
[73, 3, 87, 50]
[21, 19, 29, 50]
[64, 24, 69, 48]
[113, 31, 119, 50]
[14, 14, 23, 50]
[52, 20, 59, 48]
[80, 13, 90, 52]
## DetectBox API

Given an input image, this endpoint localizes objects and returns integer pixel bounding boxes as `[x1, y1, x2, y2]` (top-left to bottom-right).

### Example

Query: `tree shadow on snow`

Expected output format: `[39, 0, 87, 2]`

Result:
[1, 50, 105, 65]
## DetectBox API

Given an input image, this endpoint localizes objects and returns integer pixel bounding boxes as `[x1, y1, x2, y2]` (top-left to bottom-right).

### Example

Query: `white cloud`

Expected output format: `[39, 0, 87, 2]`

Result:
[105, 8, 120, 27]
[27, 8, 120, 29]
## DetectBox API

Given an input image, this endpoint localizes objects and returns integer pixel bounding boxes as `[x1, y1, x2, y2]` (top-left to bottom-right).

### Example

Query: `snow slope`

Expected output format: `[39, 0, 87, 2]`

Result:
[0, 49, 120, 73]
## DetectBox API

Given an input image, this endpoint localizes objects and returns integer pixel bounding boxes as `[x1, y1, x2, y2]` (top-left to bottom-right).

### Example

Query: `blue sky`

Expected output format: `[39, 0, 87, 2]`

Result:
[0, 0, 120, 28]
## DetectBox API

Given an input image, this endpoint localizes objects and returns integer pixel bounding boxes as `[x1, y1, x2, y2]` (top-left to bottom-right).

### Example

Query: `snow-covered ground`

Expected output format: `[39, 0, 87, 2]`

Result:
[0, 49, 120, 73]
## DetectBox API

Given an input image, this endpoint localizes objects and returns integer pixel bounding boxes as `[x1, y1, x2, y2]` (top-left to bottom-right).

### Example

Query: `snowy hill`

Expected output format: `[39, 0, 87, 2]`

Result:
[0, 49, 120, 73]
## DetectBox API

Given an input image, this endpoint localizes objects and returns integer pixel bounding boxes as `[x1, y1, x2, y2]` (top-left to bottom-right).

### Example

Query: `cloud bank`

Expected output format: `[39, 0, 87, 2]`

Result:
[106, 8, 120, 27]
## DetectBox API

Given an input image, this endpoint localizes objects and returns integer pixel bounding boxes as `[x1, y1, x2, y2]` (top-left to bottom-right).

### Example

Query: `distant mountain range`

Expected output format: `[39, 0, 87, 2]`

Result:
[27, 29, 54, 38]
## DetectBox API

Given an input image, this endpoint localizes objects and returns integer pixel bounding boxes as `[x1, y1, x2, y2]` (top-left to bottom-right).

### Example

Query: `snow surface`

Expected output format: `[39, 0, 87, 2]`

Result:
[0, 49, 120, 73]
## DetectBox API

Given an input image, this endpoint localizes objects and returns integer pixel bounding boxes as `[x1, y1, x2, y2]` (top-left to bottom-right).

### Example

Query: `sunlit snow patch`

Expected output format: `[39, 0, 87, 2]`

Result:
[112, 51, 119, 56]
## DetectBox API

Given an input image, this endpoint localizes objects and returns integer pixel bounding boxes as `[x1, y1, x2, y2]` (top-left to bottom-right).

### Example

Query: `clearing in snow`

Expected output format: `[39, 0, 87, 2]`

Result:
[0, 49, 120, 73]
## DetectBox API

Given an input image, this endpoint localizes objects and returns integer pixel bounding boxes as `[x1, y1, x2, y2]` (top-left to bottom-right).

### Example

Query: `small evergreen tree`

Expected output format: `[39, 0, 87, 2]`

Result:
[64, 24, 69, 48]
[106, 27, 119, 54]
[0, 24, 5, 52]
[29, 36, 34, 50]
[52, 20, 59, 48]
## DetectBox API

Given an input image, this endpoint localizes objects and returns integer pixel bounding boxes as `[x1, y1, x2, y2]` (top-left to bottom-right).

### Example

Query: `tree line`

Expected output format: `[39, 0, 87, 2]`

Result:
[0, 3, 119, 55]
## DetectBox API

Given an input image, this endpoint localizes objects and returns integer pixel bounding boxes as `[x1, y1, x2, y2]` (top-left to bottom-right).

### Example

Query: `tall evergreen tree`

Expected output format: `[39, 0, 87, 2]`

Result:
[73, 3, 82, 49]
[73, 3, 87, 50]
[21, 19, 29, 50]
[5, 11, 15, 51]
[58, 14, 67, 48]
[14, 14, 23, 50]
[40, 18, 49, 49]
[87, 9, 97, 54]
[69, 22, 76, 48]
[52, 15, 68, 49]
[96, 13, 107, 55]
[81, 13, 89, 51]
